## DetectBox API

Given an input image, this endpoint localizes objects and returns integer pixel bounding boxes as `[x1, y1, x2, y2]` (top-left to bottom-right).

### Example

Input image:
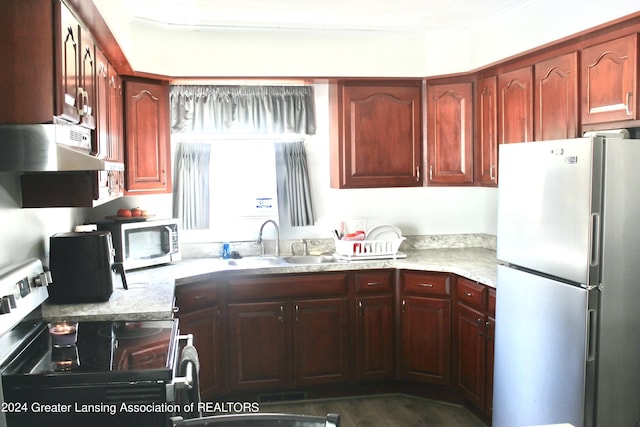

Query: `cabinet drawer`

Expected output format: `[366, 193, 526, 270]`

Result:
[175, 281, 218, 312]
[355, 270, 394, 294]
[402, 271, 451, 297]
[228, 273, 348, 301]
[455, 277, 487, 310]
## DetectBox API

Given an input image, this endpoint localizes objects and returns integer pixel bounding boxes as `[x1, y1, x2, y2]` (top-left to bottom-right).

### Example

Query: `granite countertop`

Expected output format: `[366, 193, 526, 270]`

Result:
[42, 247, 497, 322]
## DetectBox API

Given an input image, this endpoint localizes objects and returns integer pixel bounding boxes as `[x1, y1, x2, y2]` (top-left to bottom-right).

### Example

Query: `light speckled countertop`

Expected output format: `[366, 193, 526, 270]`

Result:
[42, 247, 497, 322]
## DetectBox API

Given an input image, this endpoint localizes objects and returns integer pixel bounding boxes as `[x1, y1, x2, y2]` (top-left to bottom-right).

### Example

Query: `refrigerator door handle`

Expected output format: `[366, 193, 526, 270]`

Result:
[587, 308, 598, 361]
[590, 213, 601, 267]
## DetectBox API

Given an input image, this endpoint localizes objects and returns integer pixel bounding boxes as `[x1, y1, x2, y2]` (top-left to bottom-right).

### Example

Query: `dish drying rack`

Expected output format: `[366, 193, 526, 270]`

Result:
[333, 237, 406, 260]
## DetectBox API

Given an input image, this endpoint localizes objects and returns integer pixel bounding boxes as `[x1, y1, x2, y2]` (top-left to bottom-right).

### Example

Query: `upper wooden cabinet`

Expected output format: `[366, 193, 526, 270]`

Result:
[581, 34, 638, 125]
[475, 76, 498, 186]
[0, 0, 90, 124]
[123, 78, 172, 194]
[498, 66, 533, 145]
[426, 81, 474, 185]
[534, 52, 578, 140]
[330, 80, 423, 188]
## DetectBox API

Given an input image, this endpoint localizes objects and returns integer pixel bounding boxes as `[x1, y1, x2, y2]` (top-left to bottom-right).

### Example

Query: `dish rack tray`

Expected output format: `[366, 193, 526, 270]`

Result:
[334, 237, 406, 258]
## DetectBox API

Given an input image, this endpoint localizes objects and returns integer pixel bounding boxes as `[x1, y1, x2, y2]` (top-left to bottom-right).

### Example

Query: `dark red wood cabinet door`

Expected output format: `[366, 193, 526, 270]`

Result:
[498, 66, 533, 144]
[581, 34, 638, 125]
[427, 81, 474, 185]
[534, 52, 578, 141]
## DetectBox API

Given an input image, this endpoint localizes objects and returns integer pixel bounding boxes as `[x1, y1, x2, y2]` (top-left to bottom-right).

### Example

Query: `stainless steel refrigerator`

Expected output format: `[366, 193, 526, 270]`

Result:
[493, 135, 640, 427]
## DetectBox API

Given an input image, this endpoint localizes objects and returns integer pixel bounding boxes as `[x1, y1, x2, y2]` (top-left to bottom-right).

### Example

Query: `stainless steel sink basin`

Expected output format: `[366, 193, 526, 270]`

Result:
[226, 255, 337, 268]
[281, 255, 337, 264]
[226, 257, 287, 267]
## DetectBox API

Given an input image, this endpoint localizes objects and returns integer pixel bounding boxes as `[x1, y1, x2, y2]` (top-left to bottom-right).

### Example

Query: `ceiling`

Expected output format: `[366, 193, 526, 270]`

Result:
[122, 0, 533, 33]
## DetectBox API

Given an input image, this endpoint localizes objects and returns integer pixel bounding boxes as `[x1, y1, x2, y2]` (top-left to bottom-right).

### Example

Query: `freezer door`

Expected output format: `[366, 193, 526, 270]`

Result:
[493, 265, 597, 427]
[497, 138, 603, 285]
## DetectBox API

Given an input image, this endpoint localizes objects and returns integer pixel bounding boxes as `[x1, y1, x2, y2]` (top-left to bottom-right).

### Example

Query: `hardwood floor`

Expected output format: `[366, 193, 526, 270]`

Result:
[259, 393, 488, 427]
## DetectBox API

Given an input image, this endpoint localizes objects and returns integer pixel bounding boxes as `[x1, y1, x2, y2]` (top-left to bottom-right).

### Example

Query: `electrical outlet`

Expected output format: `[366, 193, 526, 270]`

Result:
[347, 219, 367, 233]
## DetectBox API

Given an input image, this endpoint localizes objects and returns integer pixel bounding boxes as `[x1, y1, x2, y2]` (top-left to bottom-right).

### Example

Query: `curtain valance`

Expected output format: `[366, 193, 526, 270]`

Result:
[170, 85, 316, 135]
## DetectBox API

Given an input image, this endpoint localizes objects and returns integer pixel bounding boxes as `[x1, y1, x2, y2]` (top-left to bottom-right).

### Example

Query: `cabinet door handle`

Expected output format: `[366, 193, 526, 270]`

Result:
[626, 91, 633, 116]
[429, 164, 433, 180]
[367, 281, 384, 287]
[485, 321, 492, 341]
[418, 283, 433, 288]
[490, 164, 496, 181]
[416, 166, 420, 182]
[464, 291, 473, 297]
[278, 305, 284, 323]
[477, 318, 484, 336]
[295, 304, 299, 322]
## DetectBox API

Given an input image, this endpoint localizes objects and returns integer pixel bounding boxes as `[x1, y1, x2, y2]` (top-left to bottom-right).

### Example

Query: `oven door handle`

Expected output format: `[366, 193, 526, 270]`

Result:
[173, 334, 194, 390]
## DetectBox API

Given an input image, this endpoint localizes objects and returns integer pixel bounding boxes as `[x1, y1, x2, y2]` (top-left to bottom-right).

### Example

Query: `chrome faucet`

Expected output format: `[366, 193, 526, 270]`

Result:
[257, 219, 280, 256]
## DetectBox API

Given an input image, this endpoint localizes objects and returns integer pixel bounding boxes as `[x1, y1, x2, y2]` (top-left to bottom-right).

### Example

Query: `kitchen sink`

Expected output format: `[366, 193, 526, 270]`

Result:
[226, 257, 288, 267]
[281, 255, 337, 264]
[226, 255, 337, 267]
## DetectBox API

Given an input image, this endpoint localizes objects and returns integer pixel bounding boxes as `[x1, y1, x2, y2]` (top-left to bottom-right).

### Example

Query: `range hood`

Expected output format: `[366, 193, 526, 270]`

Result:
[0, 122, 124, 172]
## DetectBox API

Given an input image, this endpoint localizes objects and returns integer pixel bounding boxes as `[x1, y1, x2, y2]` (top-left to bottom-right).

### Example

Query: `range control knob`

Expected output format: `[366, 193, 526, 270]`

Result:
[34, 270, 52, 287]
[0, 296, 13, 314]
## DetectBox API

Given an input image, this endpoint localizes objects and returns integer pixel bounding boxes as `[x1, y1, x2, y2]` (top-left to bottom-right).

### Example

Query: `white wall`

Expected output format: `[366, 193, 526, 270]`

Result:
[95, 0, 640, 77]
[0, 174, 85, 268]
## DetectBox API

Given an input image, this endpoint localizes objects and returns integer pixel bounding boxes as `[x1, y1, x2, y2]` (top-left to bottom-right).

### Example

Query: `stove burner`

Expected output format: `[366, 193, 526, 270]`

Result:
[80, 350, 113, 370]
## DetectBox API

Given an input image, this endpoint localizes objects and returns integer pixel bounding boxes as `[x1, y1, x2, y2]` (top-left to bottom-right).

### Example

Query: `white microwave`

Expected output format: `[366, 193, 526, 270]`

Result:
[98, 218, 181, 270]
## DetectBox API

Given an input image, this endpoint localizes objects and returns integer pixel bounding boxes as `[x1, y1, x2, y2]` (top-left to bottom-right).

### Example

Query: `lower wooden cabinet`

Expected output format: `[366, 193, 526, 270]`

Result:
[226, 273, 350, 392]
[179, 306, 223, 400]
[399, 271, 452, 385]
[292, 298, 349, 386]
[176, 268, 495, 420]
[227, 301, 288, 391]
[174, 281, 225, 400]
[453, 276, 496, 416]
[354, 270, 395, 382]
[401, 295, 452, 384]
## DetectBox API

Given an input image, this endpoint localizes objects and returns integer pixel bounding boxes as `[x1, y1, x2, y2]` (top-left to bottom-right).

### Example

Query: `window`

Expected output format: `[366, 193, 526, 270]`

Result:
[178, 136, 281, 242]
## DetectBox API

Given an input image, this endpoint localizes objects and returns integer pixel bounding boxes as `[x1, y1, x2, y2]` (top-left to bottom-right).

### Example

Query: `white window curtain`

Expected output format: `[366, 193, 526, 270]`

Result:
[170, 85, 316, 135]
[170, 85, 317, 230]
[172, 142, 212, 230]
[276, 140, 316, 227]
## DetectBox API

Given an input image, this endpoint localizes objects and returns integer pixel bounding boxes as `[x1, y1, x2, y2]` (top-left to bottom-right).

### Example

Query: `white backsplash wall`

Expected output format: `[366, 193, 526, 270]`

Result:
[0, 174, 86, 268]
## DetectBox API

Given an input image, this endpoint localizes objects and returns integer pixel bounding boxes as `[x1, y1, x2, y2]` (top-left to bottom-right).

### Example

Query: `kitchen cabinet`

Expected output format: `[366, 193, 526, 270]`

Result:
[475, 76, 498, 185]
[78, 24, 96, 129]
[498, 66, 533, 144]
[400, 271, 452, 385]
[0, 0, 91, 124]
[226, 273, 349, 392]
[175, 281, 226, 399]
[354, 270, 395, 382]
[95, 48, 124, 200]
[228, 300, 287, 391]
[292, 297, 350, 386]
[534, 52, 578, 140]
[453, 276, 495, 416]
[426, 81, 474, 185]
[581, 34, 638, 125]
[329, 80, 423, 188]
[123, 78, 172, 194]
